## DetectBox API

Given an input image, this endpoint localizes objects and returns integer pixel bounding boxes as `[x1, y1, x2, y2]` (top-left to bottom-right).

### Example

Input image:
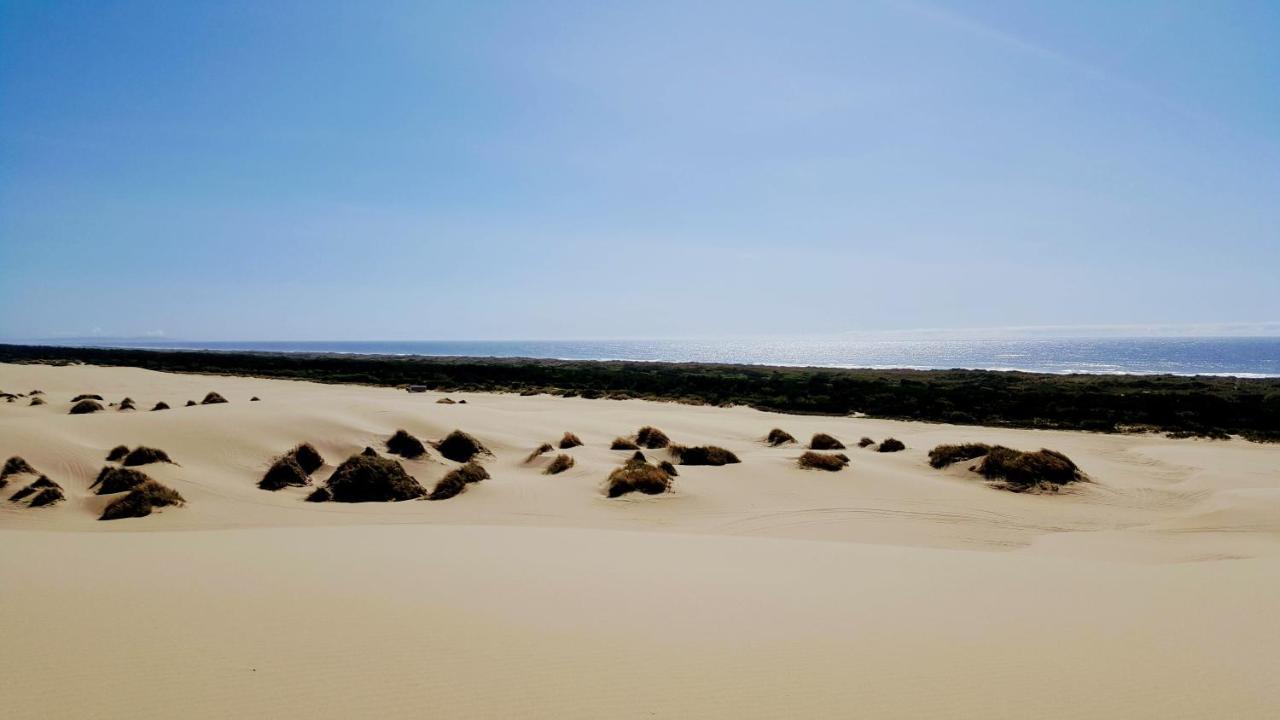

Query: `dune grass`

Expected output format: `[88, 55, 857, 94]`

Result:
[122, 446, 173, 467]
[323, 454, 426, 502]
[100, 479, 185, 520]
[544, 454, 575, 475]
[385, 429, 428, 459]
[809, 433, 845, 450]
[106, 445, 130, 462]
[288, 443, 325, 474]
[71, 394, 103, 402]
[766, 428, 796, 446]
[28, 396, 45, 406]
[11, 475, 64, 506]
[259, 456, 311, 491]
[858, 437, 875, 448]
[927, 443, 993, 469]
[877, 438, 906, 453]
[152, 401, 170, 411]
[525, 442, 554, 463]
[118, 397, 136, 411]
[435, 430, 489, 463]
[610, 437, 640, 450]
[91, 466, 151, 495]
[668, 445, 740, 466]
[635, 426, 670, 449]
[975, 447, 1085, 492]
[798, 451, 850, 471]
[201, 392, 228, 405]
[1, 456, 38, 485]
[558, 432, 584, 449]
[429, 461, 490, 501]
[70, 399, 104, 414]
[606, 459, 672, 498]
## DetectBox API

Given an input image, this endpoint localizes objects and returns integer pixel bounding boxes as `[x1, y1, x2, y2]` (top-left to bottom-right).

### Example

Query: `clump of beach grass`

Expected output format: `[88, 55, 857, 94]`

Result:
[385, 429, 428, 459]
[606, 457, 672, 498]
[544, 454, 575, 475]
[877, 438, 906, 453]
[525, 443, 554, 463]
[610, 437, 640, 450]
[798, 451, 849, 471]
[152, 401, 170, 411]
[2, 456, 38, 486]
[91, 466, 151, 495]
[635, 426, 670, 449]
[288, 443, 325, 474]
[106, 445, 130, 462]
[122, 446, 173, 467]
[70, 399, 104, 414]
[201, 392, 228, 405]
[100, 479, 185, 520]
[858, 437, 875, 448]
[434, 430, 489, 463]
[558, 432, 583, 449]
[766, 428, 796, 446]
[927, 443, 992, 469]
[809, 433, 845, 450]
[668, 445, 740, 466]
[428, 461, 490, 501]
[259, 456, 311, 491]
[322, 454, 426, 503]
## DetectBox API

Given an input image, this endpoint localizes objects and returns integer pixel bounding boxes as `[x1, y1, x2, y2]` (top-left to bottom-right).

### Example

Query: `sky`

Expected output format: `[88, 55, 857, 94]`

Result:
[1, 0, 1278, 341]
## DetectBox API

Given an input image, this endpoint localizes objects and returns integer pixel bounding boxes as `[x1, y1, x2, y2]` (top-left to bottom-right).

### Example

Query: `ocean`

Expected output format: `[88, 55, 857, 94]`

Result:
[30, 336, 1280, 378]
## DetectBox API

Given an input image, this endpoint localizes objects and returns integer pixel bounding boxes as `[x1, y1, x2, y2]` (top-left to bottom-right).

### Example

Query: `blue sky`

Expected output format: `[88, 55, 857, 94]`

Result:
[2, 0, 1277, 341]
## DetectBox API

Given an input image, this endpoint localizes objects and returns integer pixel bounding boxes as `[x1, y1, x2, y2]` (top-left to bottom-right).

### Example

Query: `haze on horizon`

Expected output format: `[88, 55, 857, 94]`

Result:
[2, 0, 1278, 342]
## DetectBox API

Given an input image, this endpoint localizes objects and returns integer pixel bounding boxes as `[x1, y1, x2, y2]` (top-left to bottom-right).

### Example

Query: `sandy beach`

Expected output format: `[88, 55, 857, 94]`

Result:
[2, 361, 1278, 719]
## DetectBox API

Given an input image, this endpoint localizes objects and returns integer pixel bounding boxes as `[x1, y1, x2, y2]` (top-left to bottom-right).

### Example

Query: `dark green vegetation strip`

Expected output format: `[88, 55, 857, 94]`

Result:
[2, 344, 1278, 441]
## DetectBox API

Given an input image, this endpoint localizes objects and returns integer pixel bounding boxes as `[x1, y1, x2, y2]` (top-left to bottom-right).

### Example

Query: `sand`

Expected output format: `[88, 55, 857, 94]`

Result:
[2, 361, 1278, 718]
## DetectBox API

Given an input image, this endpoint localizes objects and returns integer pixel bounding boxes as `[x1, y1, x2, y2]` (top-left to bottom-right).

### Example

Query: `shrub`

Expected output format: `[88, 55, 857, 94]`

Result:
[974, 447, 1085, 492]
[361, 446, 379, 457]
[122, 446, 173, 467]
[435, 430, 490, 463]
[11, 475, 63, 505]
[152, 401, 170, 411]
[29, 396, 46, 406]
[106, 445, 130, 462]
[201, 392, 228, 405]
[428, 461, 489, 501]
[306, 486, 332, 502]
[385, 429, 428, 459]
[669, 445, 740, 466]
[798, 451, 849, 471]
[259, 456, 310, 491]
[559, 432, 584, 449]
[437, 397, 456, 404]
[635, 426, 670, 449]
[927, 443, 992, 469]
[185, 400, 197, 407]
[766, 428, 796, 446]
[858, 437, 875, 448]
[118, 397, 136, 411]
[100, 480, 185, 520]
[29, 389, 43, 395]
[544, 454, 575, 475]
[30, 485, 66, 507]
[1, 456, 38, 485]
[70, 399, 104, 414]
[877, 438, 906, 453]
[809, 433, 845, 450]
[324, 454, 426, 502]
[657, 460, 678, 477]
[250, 396, 261, 402]
[91, 466, 151, 494]
[525, 442, 554, 463]
[606, 461, 672, 498]
[71, 394, 103, 402]
[288, 443, 325, 474]
[610, 437, 639, 450]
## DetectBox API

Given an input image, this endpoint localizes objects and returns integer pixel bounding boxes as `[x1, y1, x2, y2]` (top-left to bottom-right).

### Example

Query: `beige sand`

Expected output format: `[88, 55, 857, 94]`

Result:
[2, 362, 1278, 718]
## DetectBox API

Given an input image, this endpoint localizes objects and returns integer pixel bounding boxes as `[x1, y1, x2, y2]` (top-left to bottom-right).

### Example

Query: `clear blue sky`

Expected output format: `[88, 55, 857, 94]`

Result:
[2, 0, 1277, 341]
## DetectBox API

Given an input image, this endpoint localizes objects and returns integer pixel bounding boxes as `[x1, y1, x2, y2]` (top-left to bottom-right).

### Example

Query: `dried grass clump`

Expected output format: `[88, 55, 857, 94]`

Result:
[657, 460, 678, 477]
[606, 460, 672, 498]
[259, 456, 310, 491]
[323, 454, 426, 502]
[201, 392, 228, 405]
[635, 426, 670, 449]
[798, 451, 850, 471]
[610, 437, 640, 450]
[71, 394, 103, 402]
[122, 446, 173, 467]
[974, 447, 1085, 492]
[809, 433, 845, 450]
[877, 438, 906, 453]
[766, 428, 796, 446]
[306, 487, 332, 502]
[250, 396, 261, 402]
[1, 456, 38, 485]
[437, 397, 456, 405]
[544, 454, 575, 475]
[70, 399, 104, 414]
[429, 461, 490, 501]
[11, 476, 64, 506]
[434, 430, 490, 463]
[385, 429, 428, 459]
[927, 443, 992, 469]
[525, 443, 554, 463]
[669, 445, 740, 466]
[118, 397, 136, 411]
[361, 446, 379, 457]
[288, 443, 325, 474]
[185, 400, 197, 407]
[91, 466, 151, 495]
[858, 437, 875, 448]
[29, 396, 46, 406]
[558, 432, 583, 449]
[30, 484, 66, 507]
[106, 445, 130, 462]
[152, 401, 170, 411]
[100, 480, 185, 520]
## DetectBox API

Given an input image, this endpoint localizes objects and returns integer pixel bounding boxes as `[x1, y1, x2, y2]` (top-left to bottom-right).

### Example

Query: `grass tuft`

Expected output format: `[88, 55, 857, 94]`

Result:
[798, 451, 849, 471]
[766, 428, 796, 446]
[100, 479, 185, 520]
[809, 433, 845, 450]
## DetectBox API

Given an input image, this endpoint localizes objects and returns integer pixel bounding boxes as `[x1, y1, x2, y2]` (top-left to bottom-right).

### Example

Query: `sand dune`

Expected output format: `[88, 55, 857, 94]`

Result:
[2, 362, 1278, 718]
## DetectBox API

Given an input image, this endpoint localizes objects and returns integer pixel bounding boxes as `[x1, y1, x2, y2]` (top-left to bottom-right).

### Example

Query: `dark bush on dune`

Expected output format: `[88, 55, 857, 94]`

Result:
[30, 484, 66, 507]
[544, 454, 575, 475]
[525, 442, 554, 463]
[434, 430, 489, 463]
[118, 397, 136, 411]
[122, 446, 173, 467]
[70, 399, 104, 414]
[288, 443, 325, 474]
[810, 433, 845, 450]
[361, 446, 379, 457]
[927, 443, 992, 469]
[669, 445, 740, 466]
[2, 456, 38, 485]
[29, 389, 44, 395]
[558, 432, 583, 449]
[29, 396, 46, 406]
[100, 479, 185, 520]
[250, 396, 261, 402]
[71, 394, 103, 402]
[152, 401, 170, 411]
[635, 426, 670, 449]
[606, 459, 672, 498]
[610, 437, 639, 450]
[11, 475, 63, 505]
[91, 466, 151, 495]
[436, 397, 456, 405]
[658, 460, 678, 476]
[858, 437, 875, 448]
[798, 451, 850, 471]
[767, 428, 796, 446]
[628, 450, 648, 465]
[185, 400, 197, 407]
[877, 438, 906, 453]
[324, 454, 426, 502]
[201, 392, 228, 405]
[306, 486, 332, 502]
[385, 429, 428, 459]
[428, 461, 489, 501]
[974, 447, 1085, 492]
[106, 445, 130, 462]
[259, 456, 311, 491]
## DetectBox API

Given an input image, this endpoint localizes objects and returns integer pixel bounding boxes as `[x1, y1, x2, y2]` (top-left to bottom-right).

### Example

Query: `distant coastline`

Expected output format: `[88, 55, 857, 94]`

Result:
[2, 342, 1277, 442]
